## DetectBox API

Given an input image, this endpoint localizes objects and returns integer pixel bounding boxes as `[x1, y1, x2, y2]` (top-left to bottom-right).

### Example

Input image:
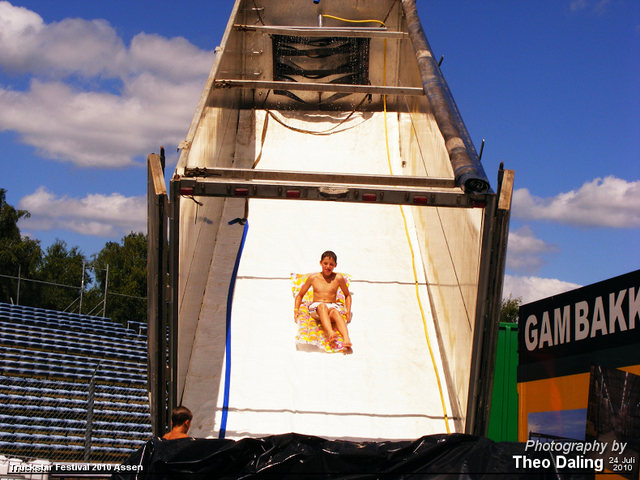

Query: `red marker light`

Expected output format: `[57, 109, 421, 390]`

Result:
[286, 190, 301, 198]
[362, 194, 377, 202]
[471, 201, 486, 208]
[413, 196, 428, 205]
[234, 188, 249, 196]
[180, 188, 194, 196]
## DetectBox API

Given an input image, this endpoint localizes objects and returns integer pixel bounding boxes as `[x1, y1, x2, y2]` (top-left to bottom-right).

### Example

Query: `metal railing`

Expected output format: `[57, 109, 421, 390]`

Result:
[0, 369, 152, 465]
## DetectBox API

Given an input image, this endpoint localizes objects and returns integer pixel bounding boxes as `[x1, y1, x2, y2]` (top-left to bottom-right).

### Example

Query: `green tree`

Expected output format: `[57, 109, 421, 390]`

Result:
[1, 189, 147, 322]
[0, 189, 42, 305]
[90, 232, 147, 326]
[38, 239, 92, 313]
[500, 294, 522, 323]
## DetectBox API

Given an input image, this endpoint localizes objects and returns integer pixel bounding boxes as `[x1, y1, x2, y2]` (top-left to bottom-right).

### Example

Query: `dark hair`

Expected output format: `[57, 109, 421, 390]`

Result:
[171, 406, 193, 427]
[321, 250, 337, 263]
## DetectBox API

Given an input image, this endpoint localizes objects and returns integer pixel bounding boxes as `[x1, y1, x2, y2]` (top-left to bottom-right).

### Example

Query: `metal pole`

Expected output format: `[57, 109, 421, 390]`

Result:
[103, 264, 109, 318]
[147, 153, 170, 436]
[401, 0, 490, 193]
[79, 261, 85, 314]
[168, 177, 181, 430]
[84, 361, 101, 463]
[16, 265, 20, 306]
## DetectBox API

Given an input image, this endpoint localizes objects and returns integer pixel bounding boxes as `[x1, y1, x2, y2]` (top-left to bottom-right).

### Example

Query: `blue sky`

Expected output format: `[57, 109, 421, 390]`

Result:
[1, 0, 638, 304]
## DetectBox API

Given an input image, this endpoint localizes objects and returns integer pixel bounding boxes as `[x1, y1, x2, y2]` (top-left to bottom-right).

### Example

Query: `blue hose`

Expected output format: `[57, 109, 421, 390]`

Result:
[219, 218, 248, 439]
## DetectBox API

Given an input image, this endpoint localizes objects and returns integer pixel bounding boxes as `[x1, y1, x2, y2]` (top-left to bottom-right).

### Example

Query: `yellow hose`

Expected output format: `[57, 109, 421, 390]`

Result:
[323, 13, 451, 433]
[379, 28, 451, 434]
[320, 15, 386, 27]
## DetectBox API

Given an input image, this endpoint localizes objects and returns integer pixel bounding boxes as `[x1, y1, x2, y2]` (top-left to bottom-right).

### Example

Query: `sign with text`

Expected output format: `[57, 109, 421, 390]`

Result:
[517, 269, 640, 477]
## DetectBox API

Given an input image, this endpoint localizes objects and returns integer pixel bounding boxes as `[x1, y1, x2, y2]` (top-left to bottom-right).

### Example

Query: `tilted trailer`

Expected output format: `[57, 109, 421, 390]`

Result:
[147, 0, 514, 443]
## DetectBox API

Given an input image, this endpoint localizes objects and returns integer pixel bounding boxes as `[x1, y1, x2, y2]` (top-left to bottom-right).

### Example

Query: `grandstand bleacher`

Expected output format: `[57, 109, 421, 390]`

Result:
[0, 302, 152, 464]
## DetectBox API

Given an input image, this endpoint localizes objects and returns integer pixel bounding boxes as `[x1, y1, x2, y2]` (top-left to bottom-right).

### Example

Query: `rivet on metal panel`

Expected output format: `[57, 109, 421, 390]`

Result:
[430, 193, 436, 203]
[252, 186, 257, 195]
[278, 187, 283, 196]
[456, 196, 461, 205]
[226, 185, 231, 194]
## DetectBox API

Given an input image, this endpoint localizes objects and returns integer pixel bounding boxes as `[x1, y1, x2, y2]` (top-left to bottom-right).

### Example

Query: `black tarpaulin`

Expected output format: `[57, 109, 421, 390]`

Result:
[111, 433, 593, 479]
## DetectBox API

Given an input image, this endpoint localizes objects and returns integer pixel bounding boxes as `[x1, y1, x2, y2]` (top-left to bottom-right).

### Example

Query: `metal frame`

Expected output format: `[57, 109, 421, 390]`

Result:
[215, 79, 425, 97]
[467, 168, 514, 436]
[167, 178, 180, 424]
[177, 168, 487, 208]
[157, 169, 510, 439]
[233, 24, 408, 39]
[146, 153, 170, 437]
[147, 0, 514, 439]
[163, 167, 500, 436]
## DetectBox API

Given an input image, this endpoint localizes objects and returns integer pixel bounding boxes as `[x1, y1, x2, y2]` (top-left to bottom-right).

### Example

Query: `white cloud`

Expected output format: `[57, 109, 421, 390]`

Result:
[503, 274, 582, 305]
[0, 1, 215, 168]
[513, 176, 640, 228]
[506, 225, 557, 274]
[0, 2, 124, 77]
[127, 33, 216, 82]
[0, 2, 213, 81]
[17, 187, 145, 238]
[1, 78, 203, 167]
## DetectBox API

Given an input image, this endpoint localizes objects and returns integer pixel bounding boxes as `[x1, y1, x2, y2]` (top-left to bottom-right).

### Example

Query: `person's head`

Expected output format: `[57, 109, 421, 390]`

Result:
[171, 406, 193, 431]
[319, 250, 337, 276]
[320, 251, 337, 264]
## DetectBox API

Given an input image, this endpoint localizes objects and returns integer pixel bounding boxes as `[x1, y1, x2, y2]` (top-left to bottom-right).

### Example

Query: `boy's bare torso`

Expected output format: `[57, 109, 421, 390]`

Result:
[309, 272, 342, 303]
[294, 253, 352, 348]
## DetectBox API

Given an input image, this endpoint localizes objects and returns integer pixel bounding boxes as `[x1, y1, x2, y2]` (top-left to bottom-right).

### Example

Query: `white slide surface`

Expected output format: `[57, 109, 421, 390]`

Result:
[184, 111, 453, 441]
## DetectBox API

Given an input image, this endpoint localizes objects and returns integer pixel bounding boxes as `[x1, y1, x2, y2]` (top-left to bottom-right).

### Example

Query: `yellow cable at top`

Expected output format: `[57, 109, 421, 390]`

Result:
[320, 15, 386, 28]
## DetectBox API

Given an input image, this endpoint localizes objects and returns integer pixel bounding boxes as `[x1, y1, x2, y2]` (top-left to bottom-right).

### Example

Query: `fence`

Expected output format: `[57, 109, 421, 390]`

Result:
[0, 372, 151, 465]
[0, 301, 152, 469]
[0, 267, 146, 323]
